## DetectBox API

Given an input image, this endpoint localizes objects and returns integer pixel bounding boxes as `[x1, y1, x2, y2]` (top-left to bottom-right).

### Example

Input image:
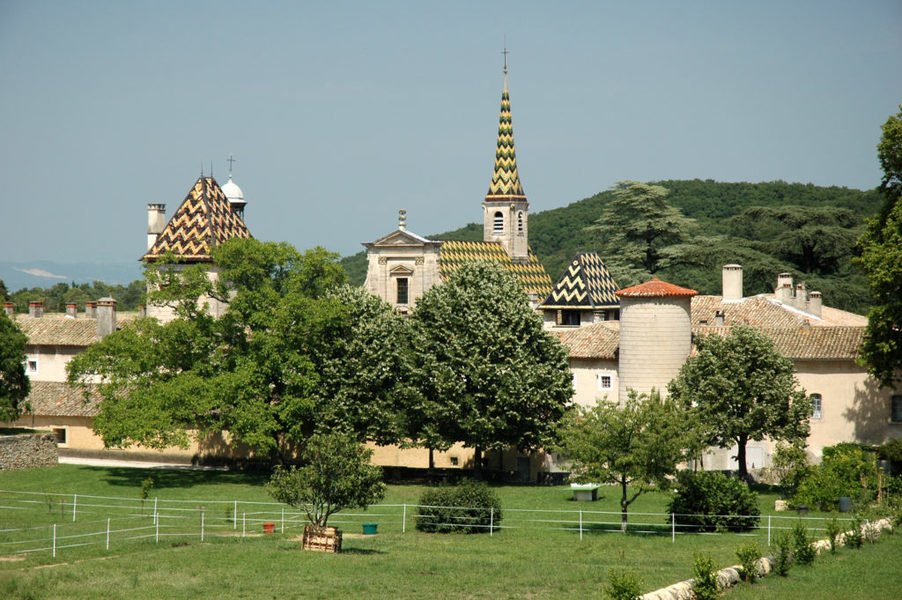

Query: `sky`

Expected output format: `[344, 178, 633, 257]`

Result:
[1, 1, 901, 281]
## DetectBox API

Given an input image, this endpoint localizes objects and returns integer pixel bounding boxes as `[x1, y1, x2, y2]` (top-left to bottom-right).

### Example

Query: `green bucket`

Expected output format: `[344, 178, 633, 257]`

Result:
[362, 523, 378, 535]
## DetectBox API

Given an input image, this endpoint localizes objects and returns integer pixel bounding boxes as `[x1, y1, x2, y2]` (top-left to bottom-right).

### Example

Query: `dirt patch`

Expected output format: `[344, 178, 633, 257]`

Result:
[0, 555, 26, 562]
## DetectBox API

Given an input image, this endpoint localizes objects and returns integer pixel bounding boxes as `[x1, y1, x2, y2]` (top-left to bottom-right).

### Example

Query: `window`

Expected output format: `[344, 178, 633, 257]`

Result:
[449, 456, 459, 467]
[597, 373, 613, 391]
[517, 212, 524, 233]
[26, 359, 37, 374]
[810, 394, 822, 420]
[560, 310, 580, 326]
[892, 395, 902, 423]
[52, 428, 67, 446]
[493, 211, 504, 233]
[396, 278, 409, 305]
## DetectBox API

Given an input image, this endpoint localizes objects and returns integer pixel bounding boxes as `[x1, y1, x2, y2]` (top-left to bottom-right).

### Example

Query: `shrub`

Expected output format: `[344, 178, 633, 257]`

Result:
[667, 471, 760, 532]
[793, 443, 879, 511]
[769, 443, 809, 498]
[825, 515, 842, 554]
[691, 552, 719, 600]
[604, 568, 643, 600]
[773, 531, 793, 576]
[735, 542, 761, 583]
[791, 521, 815, 565]
[416, 480, 502, 534]
[845, 514, 864, 549]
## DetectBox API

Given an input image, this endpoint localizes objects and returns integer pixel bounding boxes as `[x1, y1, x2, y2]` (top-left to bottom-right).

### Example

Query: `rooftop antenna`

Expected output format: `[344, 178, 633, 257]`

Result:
[227, 154, 236, 178]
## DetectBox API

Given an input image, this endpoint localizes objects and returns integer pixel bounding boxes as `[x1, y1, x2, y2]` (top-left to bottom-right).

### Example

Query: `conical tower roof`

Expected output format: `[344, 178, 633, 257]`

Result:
[142, 176, 252, 263]
[485, 68, 526, 201]
[540, 252, 621, 309]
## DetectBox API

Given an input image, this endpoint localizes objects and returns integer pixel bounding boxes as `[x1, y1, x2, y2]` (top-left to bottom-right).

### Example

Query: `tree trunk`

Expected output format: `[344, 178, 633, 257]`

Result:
[428, 447, 435, 471]
[736, 435, 750, 482]
[620, 479, 629, 533]
[474, 445, 483, 480]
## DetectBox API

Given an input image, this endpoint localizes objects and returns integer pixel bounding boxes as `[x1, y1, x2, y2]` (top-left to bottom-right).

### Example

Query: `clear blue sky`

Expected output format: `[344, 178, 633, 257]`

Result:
[2, 0, 901, 269]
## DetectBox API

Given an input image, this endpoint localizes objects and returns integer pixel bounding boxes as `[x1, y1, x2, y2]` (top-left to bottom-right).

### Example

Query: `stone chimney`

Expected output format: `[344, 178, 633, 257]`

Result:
[775, 273, 794, 302]
[29, 301, 43, 318]
[722, 264, 743, 301]
[3, 302, 14, 317]
[85, 302, 97, 319]
[808, 291, 822, 318]
[147, 203, 167, 251]
[96, 298, 117, 338]
[66, 303, 78, 318]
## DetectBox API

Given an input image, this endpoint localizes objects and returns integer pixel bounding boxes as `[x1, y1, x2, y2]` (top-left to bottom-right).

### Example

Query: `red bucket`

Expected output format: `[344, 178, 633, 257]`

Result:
[263, 522, 276, 534]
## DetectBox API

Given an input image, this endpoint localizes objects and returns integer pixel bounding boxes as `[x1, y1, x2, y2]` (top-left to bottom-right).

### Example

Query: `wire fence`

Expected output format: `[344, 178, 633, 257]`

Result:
[0, 488, 863, 559]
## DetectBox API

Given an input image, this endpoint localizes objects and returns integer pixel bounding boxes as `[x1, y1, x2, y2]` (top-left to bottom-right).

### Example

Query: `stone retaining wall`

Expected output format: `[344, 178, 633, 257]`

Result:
[0, 433, 59, 470]
[640, 517, 894, 600]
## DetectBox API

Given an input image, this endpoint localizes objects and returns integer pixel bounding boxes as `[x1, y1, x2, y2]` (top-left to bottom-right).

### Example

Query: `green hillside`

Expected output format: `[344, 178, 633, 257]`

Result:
[342, 180, 881, 314]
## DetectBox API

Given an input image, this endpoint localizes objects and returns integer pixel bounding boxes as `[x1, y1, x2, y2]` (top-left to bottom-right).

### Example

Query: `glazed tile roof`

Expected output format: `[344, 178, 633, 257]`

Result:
[485, 75, 526, 201]
[25, 381, 100, 417]
[550, 322, 620, 359]
[540, 252, 620, 309]
[143, 176, 251, 263]
[616, 276, 698, 298]
[694, 326, 865, 360]
[438, 240, 553, 298]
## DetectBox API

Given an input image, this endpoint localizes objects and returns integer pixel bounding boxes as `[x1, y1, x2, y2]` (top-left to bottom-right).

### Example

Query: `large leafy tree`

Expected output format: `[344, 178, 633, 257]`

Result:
[584, 181, 697, 285]
[857, 105, 902, 388]
[0, 310, 30, 422]
[409, 262, 573, 472]
[68, 239, 412, 462]
[668, 326, 811, 481]
[556, 390, 687, 532]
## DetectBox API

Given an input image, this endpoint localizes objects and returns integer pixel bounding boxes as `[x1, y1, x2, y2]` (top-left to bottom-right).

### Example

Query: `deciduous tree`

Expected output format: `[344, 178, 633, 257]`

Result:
[556, 390, 687, 532]
[668, 326, 811, 481]
[0, 310, 30, 422]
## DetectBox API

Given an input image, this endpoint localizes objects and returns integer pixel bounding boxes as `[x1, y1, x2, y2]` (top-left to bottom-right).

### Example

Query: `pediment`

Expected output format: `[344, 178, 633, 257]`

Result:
[389, 265, 415, 275]
[366, 229, 440, 248]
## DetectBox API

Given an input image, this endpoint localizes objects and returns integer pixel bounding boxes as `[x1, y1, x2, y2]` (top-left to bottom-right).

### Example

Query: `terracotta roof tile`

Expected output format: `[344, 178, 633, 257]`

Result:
[691, 295, 867, 328]
[616, 276, 698, 298]
[16, 313, 138, 347]
[550, 323, 620, 359]
[693, 326, 865, 360]
[25, 381, 100, 417]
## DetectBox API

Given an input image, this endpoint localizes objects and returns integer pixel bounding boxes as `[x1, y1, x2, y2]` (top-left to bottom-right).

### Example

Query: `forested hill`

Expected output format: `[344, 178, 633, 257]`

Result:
[341, 180, 881, 315]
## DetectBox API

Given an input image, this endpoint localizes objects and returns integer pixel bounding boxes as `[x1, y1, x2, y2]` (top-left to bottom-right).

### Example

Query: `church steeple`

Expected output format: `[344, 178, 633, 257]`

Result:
[483, 51, 529, 262]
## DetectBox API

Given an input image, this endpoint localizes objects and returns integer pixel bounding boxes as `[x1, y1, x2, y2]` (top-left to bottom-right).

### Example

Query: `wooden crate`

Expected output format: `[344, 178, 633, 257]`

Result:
[302, 524, 342, 553]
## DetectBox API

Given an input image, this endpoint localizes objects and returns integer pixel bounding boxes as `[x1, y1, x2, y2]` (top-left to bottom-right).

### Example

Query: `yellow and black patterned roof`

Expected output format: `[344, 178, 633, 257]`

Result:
[438, 240, 552, 298]
[540, 252, 620, 309]
[143, 176, 252, 263]
[485, 75, 526, 201]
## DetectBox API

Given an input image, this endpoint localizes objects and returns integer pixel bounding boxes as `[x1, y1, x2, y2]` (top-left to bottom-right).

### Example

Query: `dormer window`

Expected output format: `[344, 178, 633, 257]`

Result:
[493, 211, 504, 233]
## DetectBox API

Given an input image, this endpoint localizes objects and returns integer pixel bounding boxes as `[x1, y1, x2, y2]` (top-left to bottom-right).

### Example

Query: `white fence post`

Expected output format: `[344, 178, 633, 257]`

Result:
[201, 511, 205, 542]
[234, 500, 238, 529]
[402, 503, 407, 533]
[281, 507, 285, 534]
[242, 512, 246, 537]
[153, 497, 158, 520]
[672, 513, 675, 543]
[579, 510, 583, 541]
[768, 515, 771, 546]
[490, 507, 494, 537]
[106, 517, 111, 550]
[52, 523, 57, 558]
[156, 514, 160, 543]
[72, 493, 77, 522]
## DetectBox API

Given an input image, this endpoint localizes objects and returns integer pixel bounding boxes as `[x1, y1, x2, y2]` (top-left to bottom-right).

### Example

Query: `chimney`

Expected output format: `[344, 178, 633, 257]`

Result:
[3, 302, 14, 317]
[29, 301, 43, 318]
[85, 301, 97, 319]
[809, 291, 822, 318]
[714, 309, 725, 327]
[138, 304, 146, 318]
[66, 303, 78, 318]
[96, 297, 117, 338]
[147, 203, 167, 250]
[722, 264, 743, 301]
[776, 273, 794, 302]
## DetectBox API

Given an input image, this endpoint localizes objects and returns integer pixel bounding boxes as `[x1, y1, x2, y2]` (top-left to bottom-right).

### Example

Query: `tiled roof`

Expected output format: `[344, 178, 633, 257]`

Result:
[694, 326, 865, 360]
[25, 381, 100, 417]
[616, 276, 698, 298]
[485, 75, 525, 201]
[16, 313, 138, 347]
[540, 252, 620, 309]
[550, 323, 620, 359]
[438, 240, 553, 298]
[143, 176, 252, 263]
[691, 295, 867, 328]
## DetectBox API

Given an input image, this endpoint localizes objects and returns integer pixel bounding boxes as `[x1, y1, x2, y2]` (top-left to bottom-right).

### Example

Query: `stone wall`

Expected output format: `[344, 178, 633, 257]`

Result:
[0, 433, 59, 470]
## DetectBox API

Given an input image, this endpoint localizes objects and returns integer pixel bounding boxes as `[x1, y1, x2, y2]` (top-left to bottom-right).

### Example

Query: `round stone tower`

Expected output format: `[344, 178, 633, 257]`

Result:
[615, 277, 697, 402]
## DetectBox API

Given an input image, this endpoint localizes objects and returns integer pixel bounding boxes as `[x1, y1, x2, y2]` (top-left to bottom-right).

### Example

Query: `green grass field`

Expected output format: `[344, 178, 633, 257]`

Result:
[0, 465, 896, 599]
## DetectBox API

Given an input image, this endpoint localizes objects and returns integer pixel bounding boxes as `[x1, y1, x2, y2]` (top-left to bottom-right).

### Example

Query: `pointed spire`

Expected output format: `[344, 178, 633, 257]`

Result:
[486, 51, 525, 201]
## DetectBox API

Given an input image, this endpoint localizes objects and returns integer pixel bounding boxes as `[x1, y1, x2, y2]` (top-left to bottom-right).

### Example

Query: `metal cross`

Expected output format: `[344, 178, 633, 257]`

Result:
[502, 47, 509, 74]
[227, 154, 236, 175]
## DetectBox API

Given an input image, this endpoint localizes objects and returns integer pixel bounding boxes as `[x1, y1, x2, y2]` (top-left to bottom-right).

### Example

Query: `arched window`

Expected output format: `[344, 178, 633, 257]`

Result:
[517, 212, 524, 233]
[811, 393, 822, 419]
[493, 211, 504, 233]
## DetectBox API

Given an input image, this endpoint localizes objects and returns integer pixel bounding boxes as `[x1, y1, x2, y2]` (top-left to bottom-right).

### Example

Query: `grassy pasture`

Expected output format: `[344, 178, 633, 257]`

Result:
[0, 465, 892, 599]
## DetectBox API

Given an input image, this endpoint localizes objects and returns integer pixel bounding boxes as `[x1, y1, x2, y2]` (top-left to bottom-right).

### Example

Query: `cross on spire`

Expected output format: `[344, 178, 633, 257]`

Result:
[227, 154, 236, 177]
[502, 46, 509, 74]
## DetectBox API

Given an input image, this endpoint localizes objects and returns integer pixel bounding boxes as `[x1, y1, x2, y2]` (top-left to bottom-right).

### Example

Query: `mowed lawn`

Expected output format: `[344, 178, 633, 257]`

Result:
[0, 465, 895, 599]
